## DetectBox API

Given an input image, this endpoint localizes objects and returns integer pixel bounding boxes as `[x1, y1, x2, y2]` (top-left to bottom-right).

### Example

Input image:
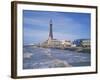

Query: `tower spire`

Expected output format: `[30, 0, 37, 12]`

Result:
[48, 19, 53, 40]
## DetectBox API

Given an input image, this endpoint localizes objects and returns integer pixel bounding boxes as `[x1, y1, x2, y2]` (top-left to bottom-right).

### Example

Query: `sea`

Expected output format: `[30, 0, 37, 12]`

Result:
[23, 46, 91, 69]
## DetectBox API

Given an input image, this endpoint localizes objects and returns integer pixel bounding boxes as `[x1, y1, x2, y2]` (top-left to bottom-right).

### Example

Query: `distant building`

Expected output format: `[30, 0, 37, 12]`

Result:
[61, 40, 71, 48]
[72, 39, 90, 47]
[81, 39, 90, 47]
[48, 39, 61, 48]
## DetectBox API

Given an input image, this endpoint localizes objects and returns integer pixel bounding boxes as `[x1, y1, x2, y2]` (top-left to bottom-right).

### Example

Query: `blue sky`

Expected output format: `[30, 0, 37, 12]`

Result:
[23, 10, 91, 45]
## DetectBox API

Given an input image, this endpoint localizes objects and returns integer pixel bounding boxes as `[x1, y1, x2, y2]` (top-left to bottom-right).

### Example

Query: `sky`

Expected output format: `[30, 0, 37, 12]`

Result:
[23, 10, 91, 45]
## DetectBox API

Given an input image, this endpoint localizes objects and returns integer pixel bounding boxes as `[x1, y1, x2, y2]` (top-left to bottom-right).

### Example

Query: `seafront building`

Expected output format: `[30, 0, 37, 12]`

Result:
[72, 39, 90, 48]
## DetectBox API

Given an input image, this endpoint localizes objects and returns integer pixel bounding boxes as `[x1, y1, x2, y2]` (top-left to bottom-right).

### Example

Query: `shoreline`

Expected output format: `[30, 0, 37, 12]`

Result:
[24, 45, 91, 53]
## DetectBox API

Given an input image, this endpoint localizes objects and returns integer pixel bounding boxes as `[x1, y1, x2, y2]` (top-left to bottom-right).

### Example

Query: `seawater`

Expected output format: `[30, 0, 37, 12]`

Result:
[23, 46, 91, 69]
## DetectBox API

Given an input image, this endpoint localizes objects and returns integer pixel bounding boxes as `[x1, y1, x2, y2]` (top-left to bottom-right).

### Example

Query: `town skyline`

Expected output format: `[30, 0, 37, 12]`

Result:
[23, 10, 91, 45]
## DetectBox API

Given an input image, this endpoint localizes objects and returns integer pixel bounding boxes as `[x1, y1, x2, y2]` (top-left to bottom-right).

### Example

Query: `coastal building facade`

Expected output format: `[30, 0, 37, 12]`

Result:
[72, 39, 90, 48]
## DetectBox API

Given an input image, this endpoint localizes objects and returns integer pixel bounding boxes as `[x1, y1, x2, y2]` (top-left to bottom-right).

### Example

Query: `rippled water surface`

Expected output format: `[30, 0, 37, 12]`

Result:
[23, 46, 91, 69]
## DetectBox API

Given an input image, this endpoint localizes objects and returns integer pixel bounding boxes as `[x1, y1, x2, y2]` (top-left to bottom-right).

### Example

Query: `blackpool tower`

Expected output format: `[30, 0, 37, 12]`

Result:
[48, 19, 53, 41]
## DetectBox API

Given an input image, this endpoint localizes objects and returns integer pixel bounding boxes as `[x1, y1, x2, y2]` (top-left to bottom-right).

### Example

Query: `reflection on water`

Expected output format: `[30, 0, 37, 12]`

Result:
[23, 46, 91, 69]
